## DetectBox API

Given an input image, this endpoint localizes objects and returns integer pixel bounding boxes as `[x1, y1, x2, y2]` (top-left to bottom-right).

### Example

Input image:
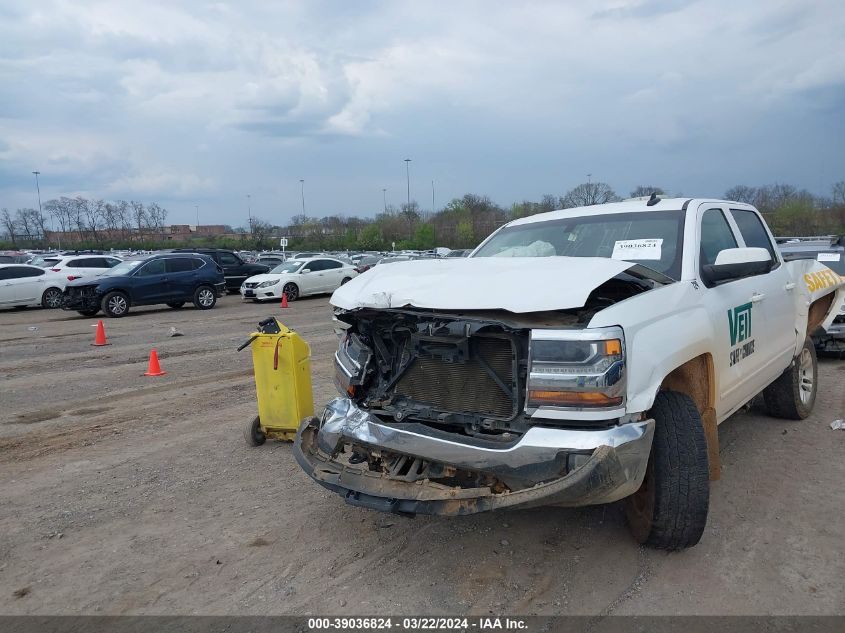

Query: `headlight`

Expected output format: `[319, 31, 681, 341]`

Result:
[258, 279, 280, 288]
[334, 333, 372, 396]
[527, 327, 625, 409]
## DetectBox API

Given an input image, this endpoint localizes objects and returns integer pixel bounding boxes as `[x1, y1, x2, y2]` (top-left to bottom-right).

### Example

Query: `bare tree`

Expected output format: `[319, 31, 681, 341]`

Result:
[1, 208, 17, 245]
[724, 185, 758, 205]
[562, 182, 619, 208]
[146, 203, 168, 232]
[130, 201, 147, 234]
[630, 185, 665, 198]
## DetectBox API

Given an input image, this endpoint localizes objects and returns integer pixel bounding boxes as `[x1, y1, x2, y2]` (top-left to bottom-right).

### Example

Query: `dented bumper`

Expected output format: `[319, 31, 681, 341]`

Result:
[293, 398, 654, 516]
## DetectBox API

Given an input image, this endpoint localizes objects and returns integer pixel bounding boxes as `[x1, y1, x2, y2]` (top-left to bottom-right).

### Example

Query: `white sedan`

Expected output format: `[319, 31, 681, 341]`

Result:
[0, 264, 73, 309]
[240, 257, 358, 302]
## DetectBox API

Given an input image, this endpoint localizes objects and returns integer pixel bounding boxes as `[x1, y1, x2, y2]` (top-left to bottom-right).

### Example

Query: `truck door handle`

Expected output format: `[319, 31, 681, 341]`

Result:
[750, 293, 765, 303]
[784, 282, 796, 291]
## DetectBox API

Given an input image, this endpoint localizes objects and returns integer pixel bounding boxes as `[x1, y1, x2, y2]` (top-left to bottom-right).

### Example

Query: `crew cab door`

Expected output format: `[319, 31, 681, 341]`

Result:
[217, 251, 247, 289]
[697, 206, 776, 418]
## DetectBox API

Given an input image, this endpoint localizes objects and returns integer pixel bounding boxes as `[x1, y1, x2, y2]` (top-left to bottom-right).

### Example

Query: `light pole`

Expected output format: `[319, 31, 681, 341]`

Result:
[247, 194, 252, 233]
[382, 188, 387, 213]
[431, 179, 435, 212]
[299, 179, 305, 215]
[32, 171, 46, 246]
[195, 205, 199, 231]
[404, 159, 411, 209]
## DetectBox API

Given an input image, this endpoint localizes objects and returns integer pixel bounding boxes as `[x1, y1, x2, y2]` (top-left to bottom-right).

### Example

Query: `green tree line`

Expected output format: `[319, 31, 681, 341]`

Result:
[2, 181, 844, 251]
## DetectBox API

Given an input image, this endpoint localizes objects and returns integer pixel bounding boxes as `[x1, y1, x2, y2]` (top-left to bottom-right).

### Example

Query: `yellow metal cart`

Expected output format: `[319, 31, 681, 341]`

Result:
[240, 317, 314, 445]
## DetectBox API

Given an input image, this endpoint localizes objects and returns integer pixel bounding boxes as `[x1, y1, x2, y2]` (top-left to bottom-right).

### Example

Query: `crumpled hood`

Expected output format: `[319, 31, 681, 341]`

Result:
[331, 257, 636, 313]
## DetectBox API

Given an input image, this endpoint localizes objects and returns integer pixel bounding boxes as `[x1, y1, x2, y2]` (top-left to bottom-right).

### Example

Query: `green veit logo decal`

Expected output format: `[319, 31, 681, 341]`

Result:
[727, 302, 752, 346]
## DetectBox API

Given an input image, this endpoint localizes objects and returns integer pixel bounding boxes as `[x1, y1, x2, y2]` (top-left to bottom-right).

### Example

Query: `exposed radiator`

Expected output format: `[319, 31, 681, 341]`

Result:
[394, 337, 516, 419]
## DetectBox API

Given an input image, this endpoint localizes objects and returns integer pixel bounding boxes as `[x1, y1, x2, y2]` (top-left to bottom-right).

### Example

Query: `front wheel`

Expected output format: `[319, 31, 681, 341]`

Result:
[102, 291, 130, 318]
[625, 390, 710, 550]
[193, 286, 216, 310]
[282, 282, 299, 301]
[763, 337, 817, 419]
[42, 287, 64, 309]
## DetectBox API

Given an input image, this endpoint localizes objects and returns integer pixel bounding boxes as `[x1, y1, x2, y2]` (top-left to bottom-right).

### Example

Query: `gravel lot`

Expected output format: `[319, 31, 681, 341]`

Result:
[0, 295, 843, 615]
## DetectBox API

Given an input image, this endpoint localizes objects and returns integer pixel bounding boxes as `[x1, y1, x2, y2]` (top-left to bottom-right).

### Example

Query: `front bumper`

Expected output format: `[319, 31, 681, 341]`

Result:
[61, 291, 102, 311]
[293, 397, 654, 516]
[241, 283, 279, 300]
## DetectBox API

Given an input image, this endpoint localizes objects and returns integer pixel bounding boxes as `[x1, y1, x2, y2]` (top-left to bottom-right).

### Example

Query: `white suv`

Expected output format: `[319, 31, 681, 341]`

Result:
[30, 254, 122, 308]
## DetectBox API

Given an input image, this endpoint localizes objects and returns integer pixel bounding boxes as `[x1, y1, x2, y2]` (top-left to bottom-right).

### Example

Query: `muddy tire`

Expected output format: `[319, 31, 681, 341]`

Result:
[41, 287, 64, 309]
[244, 416, 266, 446]
[625, 390, 710, 550]
[762, 338, 817, 420]
[193, 286, 216, 310]
[102, 291, 130, 318]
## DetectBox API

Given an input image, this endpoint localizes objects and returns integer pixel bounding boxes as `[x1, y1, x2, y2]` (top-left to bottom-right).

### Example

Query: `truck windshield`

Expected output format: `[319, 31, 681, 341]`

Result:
[473, 210, 685, 279]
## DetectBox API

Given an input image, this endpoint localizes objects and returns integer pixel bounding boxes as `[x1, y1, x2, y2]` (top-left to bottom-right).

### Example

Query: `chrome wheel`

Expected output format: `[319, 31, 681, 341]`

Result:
[198, 288, 214, 307]
[42, 288, 63, 309]
[108, 295, 127, 315]
[798, 347, 814, 405]
[283, 283, 298, 301]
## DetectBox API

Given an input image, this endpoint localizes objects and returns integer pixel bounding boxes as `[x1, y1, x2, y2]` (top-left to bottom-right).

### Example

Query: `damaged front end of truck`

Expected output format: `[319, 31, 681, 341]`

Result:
[293, 258, 663, 516]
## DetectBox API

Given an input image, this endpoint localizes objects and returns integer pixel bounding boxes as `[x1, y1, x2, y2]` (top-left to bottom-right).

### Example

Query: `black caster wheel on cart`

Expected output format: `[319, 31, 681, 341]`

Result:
[244, 416, 266, 446]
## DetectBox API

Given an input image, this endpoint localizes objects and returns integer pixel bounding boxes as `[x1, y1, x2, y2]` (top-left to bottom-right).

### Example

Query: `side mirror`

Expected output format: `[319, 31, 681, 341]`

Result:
[702, 247, 773, 285]
[300, 268, 311, 274]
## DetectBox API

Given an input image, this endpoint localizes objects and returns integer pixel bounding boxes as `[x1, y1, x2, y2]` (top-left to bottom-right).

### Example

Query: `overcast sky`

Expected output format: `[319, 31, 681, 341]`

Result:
[1, 0, 843, 227]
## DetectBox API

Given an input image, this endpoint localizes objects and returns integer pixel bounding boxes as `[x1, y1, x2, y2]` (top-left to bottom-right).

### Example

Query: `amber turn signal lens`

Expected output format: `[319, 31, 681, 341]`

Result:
[528, 390, 623, 407]
[603, 339, 622, 355]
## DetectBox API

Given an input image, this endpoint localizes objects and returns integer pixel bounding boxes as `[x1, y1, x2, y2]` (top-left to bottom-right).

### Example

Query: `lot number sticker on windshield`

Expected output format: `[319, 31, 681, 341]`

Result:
[611, 238, 663, 261]
[817, 253, 841, 262]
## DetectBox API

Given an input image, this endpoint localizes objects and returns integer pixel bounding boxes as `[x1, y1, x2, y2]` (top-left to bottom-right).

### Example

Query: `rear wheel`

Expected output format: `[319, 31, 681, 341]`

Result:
[244, 416, 266, 446]
[282, 282, 299, 301]
[102, 291, 130, 318]
[625, 390, 710, 550]
[41, 287, 63, 309]
[166, 301, 185, 309]
[193, 285, 216, 310]
[341, 277, 352, 285]
[762, 337, 817, 419]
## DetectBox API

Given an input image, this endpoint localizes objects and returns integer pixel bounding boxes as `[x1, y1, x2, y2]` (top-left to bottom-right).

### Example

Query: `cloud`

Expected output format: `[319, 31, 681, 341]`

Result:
[0, 0, 843, 222]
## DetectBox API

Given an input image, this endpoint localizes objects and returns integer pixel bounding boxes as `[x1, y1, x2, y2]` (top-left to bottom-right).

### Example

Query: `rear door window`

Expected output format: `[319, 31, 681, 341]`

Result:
[219, 253, 239, 266]
[166, 258, 194, 273]
[8, 266, 45, 279]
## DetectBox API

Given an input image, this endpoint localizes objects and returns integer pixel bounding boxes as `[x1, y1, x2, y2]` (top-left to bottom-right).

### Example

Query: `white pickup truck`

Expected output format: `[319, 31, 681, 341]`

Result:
[293, 198, 844, 550]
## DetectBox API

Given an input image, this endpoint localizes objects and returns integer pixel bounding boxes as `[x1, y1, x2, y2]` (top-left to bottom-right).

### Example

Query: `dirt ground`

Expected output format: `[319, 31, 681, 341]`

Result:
[0, 295, 843, 616]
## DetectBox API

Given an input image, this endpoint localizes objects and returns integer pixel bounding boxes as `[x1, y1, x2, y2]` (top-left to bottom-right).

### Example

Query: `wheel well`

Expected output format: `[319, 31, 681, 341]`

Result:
[807, 293, 835, 335]
[659, 353, 720, 481]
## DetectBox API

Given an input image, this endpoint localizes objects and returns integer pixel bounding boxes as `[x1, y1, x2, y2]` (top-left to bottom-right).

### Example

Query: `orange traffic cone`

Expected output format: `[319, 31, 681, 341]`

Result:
[143, 349, 166, 376]
[280, 292, 289, 309]
[92, 320, 110, 346]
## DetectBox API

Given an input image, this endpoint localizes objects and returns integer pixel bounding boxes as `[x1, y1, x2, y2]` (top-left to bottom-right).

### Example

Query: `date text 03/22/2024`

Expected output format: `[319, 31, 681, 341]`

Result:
[307, 617, 529, 630]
